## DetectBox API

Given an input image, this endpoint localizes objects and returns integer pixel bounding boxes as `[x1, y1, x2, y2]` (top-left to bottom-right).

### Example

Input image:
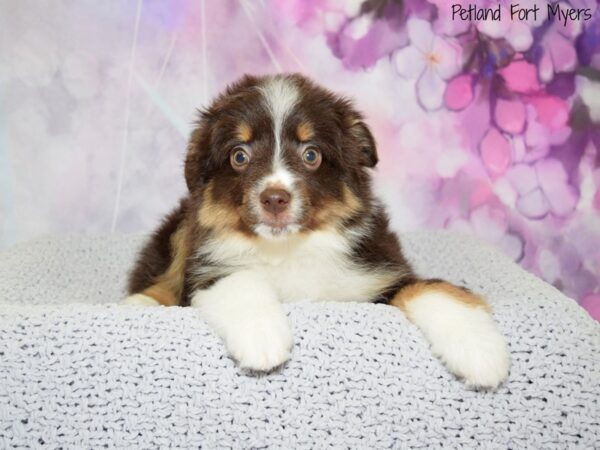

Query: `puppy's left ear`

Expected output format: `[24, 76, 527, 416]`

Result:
[349, 119, 378, 168]
[184, 119, 211, 192]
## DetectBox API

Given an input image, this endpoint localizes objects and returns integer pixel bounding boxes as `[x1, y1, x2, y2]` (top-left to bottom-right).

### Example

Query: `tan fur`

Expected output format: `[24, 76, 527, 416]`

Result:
[296, 121, 314, 142]
[236, 121, 253, 142]
[312, 184, 363, 227]
[142, 225, 189, 306]
[390, 280, 490, 316]
[142, 284, 177, 306]
[198, 182, 241, 231]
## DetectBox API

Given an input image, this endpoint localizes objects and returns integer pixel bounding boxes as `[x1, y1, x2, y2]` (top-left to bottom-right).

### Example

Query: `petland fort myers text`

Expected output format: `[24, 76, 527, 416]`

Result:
[451, 3, 593, 24]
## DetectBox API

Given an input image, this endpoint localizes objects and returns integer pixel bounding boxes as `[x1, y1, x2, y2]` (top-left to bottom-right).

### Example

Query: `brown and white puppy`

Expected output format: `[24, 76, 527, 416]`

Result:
[124, 74, 510, 388]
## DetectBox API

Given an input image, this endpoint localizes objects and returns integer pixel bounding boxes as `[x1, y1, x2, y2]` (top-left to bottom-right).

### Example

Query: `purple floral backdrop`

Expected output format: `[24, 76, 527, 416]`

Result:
[1, 0, 599, 319]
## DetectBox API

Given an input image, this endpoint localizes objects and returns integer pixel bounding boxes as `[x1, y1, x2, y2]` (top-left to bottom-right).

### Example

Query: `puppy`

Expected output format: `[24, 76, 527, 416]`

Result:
[124, 74, 509, 388]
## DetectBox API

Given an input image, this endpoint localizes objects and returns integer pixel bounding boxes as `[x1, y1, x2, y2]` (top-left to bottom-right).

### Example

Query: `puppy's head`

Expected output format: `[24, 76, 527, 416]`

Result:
[185, 74, 378, 239]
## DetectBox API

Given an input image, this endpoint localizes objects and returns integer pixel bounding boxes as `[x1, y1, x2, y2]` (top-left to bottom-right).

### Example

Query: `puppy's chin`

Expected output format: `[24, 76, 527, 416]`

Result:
[254, 223, 301, 240]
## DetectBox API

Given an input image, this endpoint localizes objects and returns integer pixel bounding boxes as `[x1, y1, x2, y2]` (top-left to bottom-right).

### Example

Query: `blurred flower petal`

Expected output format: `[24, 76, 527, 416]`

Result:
[416, 68, 445, 110]
[536, 158, 578, 216]
[436, 147, 467, 177]
[407, 18, 435, 53]
[345, 15, 372, 39]
[477, 7, 510, 38]
[444, 74, 473, 111]
[470, 205, 508, 243]
[431, 1, 471, 36]
[581, 295, 600, 321]
[548, 32, 578, 73]
[577, 76, 600, 123]
[594, 187, 600, 211]
[538, 248, 561, 283]
[499, 233, 524, 262]
[480, 127, 512, 177]
[499, 60, 540, 93]
[507, 163, 537, 195]
[506, 22, 533, 52]
[527, 95, 569, 130]
[516, 188, 550, 219]
[431, 37, 462, 79]
[539, 49, 554, 83]
[495, 98, 526, 134]
[394, 45, 425, 79]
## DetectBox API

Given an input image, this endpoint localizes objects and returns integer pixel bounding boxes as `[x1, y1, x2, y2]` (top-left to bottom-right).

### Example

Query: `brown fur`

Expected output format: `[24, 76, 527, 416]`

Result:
[127, 200, 188, 296]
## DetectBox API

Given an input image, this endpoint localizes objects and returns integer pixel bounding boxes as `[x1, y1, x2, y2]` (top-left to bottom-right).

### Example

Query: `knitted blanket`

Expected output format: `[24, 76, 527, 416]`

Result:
[0, 232, 598, 448]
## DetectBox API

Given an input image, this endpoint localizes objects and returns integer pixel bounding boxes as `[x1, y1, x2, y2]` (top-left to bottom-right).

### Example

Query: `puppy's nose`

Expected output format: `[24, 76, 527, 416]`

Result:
[260, 188, 291, 215]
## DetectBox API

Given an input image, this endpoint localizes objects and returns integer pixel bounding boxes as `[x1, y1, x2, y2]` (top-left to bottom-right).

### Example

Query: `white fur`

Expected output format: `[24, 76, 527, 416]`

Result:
[260, 165, 296, 190]
[190, 229, 397, 371]
[191, 270, 293, 371]
[122, 294, 160, 306]
[258, 76, 299, 165]
[193, 228, 397, 304]
[254, 223, 301, 240]
[404, 291, 510, 388]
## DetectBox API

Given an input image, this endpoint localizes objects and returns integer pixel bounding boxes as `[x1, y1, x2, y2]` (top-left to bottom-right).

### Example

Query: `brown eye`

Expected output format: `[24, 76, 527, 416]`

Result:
[230, 147, 250, 170]
[302, 147, 321, 169]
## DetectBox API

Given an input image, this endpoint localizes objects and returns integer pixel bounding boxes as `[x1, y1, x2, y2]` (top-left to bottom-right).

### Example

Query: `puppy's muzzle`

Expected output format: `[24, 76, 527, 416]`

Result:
[260, 188, 291, 215]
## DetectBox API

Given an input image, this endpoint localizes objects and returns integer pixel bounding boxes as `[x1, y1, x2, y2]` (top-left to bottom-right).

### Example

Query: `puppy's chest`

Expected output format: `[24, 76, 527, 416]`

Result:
[259, 247, 387, 303]
[199, 232, 395, 303]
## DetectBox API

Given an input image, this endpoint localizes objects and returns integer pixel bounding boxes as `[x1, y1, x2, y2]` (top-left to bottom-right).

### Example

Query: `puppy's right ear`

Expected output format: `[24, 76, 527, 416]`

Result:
[184, 119, 211, 192]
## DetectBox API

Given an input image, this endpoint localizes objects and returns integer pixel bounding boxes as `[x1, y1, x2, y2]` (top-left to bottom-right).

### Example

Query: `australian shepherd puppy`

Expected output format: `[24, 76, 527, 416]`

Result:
[124, 74, 509, 388]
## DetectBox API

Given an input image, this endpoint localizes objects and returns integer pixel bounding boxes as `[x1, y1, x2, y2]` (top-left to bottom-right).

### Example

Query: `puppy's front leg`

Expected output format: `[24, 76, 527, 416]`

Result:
[391, 280, 510, 388]
[191, 270, 293, 371]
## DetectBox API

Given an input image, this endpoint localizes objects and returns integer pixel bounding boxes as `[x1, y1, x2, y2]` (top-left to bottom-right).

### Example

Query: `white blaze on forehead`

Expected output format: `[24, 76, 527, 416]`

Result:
[253, 76, 302, 234]
[261, 166, 295, 190]
[258, 76, 299, 163]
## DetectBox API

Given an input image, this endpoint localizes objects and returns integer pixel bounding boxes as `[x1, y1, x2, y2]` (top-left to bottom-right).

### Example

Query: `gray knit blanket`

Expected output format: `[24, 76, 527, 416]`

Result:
[0, 232, 598, 449]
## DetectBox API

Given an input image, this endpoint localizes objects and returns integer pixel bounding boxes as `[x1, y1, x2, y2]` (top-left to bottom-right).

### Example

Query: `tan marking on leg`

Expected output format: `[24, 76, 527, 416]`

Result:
[236, 121, 253, 142]
[296, 121, 314, 142]
[390, 280, 490, 316]
[122, 294, 160, 306]
[138, 222, 191, 306]
[142, 284, 177, 306]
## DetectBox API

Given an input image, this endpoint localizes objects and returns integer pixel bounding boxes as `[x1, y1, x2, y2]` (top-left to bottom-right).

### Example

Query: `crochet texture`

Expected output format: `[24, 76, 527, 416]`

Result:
[0, 232, 598, 448]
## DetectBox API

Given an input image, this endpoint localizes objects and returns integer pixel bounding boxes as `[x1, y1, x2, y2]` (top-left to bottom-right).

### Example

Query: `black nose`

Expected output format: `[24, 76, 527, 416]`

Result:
[260, 188, 291, 215]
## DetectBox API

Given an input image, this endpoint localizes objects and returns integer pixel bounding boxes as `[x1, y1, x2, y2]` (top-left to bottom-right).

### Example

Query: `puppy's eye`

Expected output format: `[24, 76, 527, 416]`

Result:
[230, 147, 250, 170]
[302, 147, 322, 169]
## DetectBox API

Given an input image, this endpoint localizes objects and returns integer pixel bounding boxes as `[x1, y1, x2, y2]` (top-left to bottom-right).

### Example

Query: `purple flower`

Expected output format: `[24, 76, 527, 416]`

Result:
[394, 18, 463, 110]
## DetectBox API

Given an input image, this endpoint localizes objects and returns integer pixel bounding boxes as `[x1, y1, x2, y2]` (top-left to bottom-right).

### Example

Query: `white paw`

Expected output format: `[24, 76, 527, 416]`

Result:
[224, 313, 293, 372]
[433, 313, 510, 388]
[121, 294, 160, 306]
[405, 291, 510, 389]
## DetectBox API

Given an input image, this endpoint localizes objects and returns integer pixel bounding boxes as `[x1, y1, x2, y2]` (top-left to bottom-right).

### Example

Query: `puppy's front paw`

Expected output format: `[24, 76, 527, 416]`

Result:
[433, 312, 510, 388]
[225, 313, 293, 372]
[121, 294, 160, 306]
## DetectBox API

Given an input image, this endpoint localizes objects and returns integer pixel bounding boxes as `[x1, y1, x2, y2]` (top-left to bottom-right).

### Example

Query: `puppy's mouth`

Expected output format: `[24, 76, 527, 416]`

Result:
[260, 211, 293, 228]
[255, 213, 300, 238]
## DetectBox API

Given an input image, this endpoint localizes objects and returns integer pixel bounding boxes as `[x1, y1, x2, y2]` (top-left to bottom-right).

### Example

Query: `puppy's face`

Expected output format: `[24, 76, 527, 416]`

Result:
[185, 74, 378, 239]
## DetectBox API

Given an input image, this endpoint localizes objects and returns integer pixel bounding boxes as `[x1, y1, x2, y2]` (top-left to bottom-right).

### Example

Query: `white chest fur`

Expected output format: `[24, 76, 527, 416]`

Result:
[195, 229, 396, 303]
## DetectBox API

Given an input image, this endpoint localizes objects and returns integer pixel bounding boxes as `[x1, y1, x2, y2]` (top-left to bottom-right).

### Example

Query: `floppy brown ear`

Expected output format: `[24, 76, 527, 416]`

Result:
[349, 119, 378, 168]
[184, 120, 211, 192]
